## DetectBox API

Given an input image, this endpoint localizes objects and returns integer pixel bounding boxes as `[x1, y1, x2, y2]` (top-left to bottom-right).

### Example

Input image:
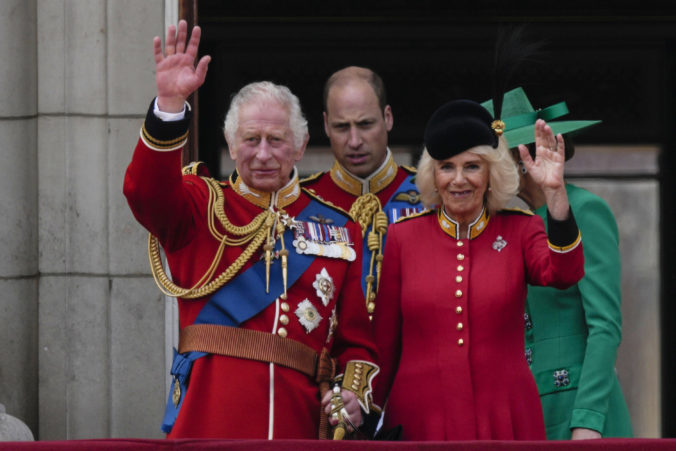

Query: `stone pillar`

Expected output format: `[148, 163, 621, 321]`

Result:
[36, 0, 167, 439]
[0, 0, 39, 439]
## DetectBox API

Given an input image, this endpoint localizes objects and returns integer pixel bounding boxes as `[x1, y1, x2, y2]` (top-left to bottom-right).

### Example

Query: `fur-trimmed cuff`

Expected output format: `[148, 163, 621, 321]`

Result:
[340, 360, 379, 414]
[140, 98, 192, 151]
[547, 207, 582, 252]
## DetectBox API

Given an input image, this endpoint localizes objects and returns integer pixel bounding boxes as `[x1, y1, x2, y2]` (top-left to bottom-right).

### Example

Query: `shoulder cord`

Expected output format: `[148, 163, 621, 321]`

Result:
[349, 193, 388, 316]
[148, 177, 275, 299]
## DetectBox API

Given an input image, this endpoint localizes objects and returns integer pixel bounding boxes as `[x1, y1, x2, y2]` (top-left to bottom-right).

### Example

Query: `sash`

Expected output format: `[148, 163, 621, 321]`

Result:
[360, 174, 424, 297]
[162, 196, 349, 433]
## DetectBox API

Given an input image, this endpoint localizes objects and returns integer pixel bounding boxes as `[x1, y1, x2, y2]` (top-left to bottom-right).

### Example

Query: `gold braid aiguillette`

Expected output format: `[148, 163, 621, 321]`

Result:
[349, 193, 388, 318]
[148, 177, 276, 299]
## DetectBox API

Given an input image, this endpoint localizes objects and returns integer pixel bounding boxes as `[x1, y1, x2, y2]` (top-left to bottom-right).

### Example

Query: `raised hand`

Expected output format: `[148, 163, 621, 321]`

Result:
[518, 119, 565, 192]
[518, 119, 570, 220]
[153, 20, 211, 113]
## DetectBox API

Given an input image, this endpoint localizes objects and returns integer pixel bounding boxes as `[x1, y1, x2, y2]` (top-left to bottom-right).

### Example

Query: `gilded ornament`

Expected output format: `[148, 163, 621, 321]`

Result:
[172, 378, 181, 408]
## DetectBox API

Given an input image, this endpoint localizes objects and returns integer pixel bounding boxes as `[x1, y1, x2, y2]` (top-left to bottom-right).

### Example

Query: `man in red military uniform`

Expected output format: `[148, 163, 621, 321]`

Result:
[123, 21, 378, 439]
[301, 67, 424, 317]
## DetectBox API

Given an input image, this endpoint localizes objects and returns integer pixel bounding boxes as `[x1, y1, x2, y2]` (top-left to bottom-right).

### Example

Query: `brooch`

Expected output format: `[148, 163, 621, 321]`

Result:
[492, 235, 507, 252]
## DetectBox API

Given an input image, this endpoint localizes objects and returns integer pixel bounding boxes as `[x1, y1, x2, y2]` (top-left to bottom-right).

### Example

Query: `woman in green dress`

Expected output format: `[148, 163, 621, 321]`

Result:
[483, 87, 633, 440]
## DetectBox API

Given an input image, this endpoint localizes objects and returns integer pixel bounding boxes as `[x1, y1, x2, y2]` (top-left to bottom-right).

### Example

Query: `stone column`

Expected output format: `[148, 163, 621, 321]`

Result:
[0, 0, 39, 439]
[36, 0, 166, 439]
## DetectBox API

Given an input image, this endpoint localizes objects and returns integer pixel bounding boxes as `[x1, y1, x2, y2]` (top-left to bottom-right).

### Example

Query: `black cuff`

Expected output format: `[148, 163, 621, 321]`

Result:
[141, 98, 192, 150]
[546, 207, 580, 248]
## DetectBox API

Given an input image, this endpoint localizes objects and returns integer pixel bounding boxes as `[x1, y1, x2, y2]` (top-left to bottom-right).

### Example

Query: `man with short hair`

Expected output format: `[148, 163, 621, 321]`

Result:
[302, 67, 424, 317]
[124, 21, 378, 439]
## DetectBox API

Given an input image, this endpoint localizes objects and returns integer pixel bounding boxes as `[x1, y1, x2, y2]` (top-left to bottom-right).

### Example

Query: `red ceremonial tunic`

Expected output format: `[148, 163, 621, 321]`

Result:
[301, 152, 424, 317]
[301, 152, 421, 220]
[123, 109, 377, 439]
[373, 207, 584, 441]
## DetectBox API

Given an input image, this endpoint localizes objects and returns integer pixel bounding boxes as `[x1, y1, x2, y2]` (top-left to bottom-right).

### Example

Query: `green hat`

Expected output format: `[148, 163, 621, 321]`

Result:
[480, 87, 601, 148]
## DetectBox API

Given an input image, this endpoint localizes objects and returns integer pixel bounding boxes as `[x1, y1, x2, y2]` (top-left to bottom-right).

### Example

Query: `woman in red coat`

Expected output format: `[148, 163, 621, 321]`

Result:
[372, 100, 585, 440]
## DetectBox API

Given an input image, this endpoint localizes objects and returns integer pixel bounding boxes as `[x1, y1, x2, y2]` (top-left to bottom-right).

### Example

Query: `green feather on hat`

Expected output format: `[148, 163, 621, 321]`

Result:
[481, 87, 601, 149]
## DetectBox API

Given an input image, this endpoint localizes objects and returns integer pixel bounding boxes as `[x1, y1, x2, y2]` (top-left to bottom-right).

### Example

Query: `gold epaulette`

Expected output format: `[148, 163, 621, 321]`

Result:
[500, 207, 534, 216]
[299, 171, 325, 185]
[394, 208, 432, 223]
[301, 187, 355, 222]
[400, 164, 417, 174]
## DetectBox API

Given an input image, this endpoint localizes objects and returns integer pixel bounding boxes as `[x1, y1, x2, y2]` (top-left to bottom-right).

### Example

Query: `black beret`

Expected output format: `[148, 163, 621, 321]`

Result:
[423, 100, 499, 160]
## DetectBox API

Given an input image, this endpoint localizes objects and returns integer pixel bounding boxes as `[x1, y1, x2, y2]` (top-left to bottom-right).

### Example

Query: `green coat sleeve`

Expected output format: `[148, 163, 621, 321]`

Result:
[568, 188, 623, 433]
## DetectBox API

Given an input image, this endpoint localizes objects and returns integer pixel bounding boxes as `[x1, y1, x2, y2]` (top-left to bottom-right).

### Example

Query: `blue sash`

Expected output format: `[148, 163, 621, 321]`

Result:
[162, 196, 348, 433]
[360, 174, 423, 296]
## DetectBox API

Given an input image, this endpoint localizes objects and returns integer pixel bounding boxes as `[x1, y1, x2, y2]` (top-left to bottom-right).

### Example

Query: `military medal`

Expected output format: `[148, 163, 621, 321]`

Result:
[295, 299, 322, 333]
[291, 220, 356, 261]
[313, 268, 335, 306]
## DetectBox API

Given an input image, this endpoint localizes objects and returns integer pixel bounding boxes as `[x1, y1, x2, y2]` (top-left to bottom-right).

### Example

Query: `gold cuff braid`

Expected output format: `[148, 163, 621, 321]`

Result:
[340, 360, 380, 414]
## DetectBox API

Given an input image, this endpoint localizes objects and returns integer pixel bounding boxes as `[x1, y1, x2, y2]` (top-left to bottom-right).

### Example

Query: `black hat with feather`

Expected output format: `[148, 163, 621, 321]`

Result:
[423, 26, 543, 161]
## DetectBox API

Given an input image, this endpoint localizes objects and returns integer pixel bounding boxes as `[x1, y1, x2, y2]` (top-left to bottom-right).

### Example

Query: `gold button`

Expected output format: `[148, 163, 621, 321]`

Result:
[355, 363, 363, 368]
[456, 322, 463, 331]
[351, 384, 359, 390]
[367, 302, 375, 314]
[457, 241, 464, 247]
[279, 314, 289, 325]
[456, 306, 463, 314]
[455, 275, 462, 283]
[457, 338, 464, 346]
[277, 327, 288, 338]
[281, 302, 290, 313]
[457, 254, 465, 261]
[455, 290, 462, 297]
[457, 265, 464, 272]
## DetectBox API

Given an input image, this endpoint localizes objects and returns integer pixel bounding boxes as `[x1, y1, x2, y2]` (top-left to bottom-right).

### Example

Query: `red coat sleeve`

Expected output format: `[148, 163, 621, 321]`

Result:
[123, 129, 206, 252]
[522, 211, 585, 289]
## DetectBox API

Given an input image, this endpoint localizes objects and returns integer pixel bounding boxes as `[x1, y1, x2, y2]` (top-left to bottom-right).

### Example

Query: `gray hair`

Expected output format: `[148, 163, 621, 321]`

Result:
[223, 81, 309, 150]
[416, 136, 519, 214]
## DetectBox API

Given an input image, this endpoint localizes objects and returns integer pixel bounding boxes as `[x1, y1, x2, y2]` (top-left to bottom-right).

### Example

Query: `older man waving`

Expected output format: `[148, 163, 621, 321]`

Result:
[124, 20, 378, 440]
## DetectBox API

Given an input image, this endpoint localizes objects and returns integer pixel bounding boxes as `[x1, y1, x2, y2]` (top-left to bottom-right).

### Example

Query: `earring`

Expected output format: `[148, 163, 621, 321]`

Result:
[518, 161, 527, 174]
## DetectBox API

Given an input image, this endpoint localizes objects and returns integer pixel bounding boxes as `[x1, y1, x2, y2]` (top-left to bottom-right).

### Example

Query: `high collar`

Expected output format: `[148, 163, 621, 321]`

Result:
[329, 149, 398, 196]
[230, 168, 301, 210]
[437, 206, 490, 240]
